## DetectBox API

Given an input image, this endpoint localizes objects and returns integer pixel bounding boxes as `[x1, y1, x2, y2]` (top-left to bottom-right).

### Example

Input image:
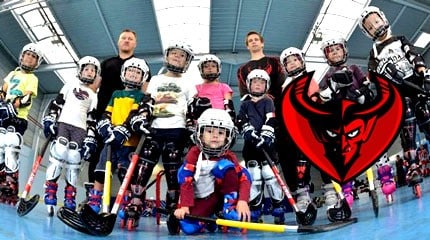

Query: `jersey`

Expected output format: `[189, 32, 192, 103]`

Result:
[179, 146, 251, 207]
[106, 89, 145, 146]
[237, 95, 276, 132]
[377, 164, 394, 185]
[195, 82, 232, 109]
[147, 74, 196, 129]
[3, 68, 38, 120]
[319, 64, 367, 102]
[57, 81, 97, 130]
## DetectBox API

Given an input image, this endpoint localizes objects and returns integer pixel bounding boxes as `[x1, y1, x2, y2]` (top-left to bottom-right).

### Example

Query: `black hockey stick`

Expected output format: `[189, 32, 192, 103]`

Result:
[262, 149, 317, 225]
[79, 135, 146, 236]
[366, 168, 379, 217]
[17, 136, 52, 217]
[57, 176, 159, 235]
[156, 208, 357, 233]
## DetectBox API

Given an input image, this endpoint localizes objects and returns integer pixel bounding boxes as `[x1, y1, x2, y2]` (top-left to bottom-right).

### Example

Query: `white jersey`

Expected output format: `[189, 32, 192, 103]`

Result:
[57, 81, 97, 130]
[147, 74, 196, 129]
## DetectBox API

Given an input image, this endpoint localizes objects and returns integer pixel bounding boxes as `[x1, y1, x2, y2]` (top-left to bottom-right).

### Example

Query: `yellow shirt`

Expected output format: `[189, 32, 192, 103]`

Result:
[3, 68, 38, 120]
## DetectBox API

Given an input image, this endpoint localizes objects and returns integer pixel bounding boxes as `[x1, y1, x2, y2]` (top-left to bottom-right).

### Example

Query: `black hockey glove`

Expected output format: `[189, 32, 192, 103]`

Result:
[421, 69, 430, 92]
[81, 136, 97, 161]
[258, 125, 275, 149]
[384, 63, 405, 85]
[109, 125, 131, 146]
[96, 118, 113, 143]
[129, 115, 150, 135]
[332, 68, 353, 88]
[242, 123, 261, 146]
[188, 97, 212, 120]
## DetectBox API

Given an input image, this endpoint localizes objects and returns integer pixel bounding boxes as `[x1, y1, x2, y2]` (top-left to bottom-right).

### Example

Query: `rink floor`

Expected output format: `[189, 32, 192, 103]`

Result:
[1, 175, 430, 240]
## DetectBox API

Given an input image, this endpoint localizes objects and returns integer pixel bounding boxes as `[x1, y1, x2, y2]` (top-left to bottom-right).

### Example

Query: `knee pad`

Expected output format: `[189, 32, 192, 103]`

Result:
[50, 137, 69, 162]
[0, 127, 7, 164]
[261, 161, 283, 202]
[139, 139, 161, 161]
[247, 160, 263, 206]
[4, 127, 23, 173]
[65, 141, 81, 187]
[162, 142, 182, 190]
[133, 157, 157, 187]
[94, 170, 105, 184]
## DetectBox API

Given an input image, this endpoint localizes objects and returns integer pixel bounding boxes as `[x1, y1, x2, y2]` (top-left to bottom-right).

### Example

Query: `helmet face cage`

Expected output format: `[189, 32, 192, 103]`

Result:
[198, 54, 221, 81]
[77, 56, 100, 84]
[121, 57, 150, 89]
[359, 6, 390, 40]
[19, 43, 44, 72]
[195, 109, 235, 157]
[280, 47, 306, 77]
[246, 69, 270, 97]
[164, 42, 194, 73]
[321, 38, 348, 66]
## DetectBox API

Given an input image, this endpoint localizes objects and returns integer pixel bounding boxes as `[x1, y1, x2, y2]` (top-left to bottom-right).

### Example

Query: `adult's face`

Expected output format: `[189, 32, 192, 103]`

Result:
[118, 31, 137, 54]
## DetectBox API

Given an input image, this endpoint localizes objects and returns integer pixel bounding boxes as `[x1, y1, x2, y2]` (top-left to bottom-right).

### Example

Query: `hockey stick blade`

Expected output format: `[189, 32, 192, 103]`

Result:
[57, 207, 92, 235]
[16, 194, 40, 217]
[327, 198, 352, 222]
[370, 190, 379, 217]
[295, 202, 318, 226]
[157, 208, 357, 233]
[79, 204, 116, 236]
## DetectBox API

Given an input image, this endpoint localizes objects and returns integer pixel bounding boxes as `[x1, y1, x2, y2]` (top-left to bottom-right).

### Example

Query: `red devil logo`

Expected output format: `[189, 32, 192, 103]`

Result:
[282, 72, 404, 184]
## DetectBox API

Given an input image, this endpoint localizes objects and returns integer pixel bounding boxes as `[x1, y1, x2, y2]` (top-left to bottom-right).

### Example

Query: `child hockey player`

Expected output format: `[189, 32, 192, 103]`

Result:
[359, 5, 430, 165]
[406, 162, 424, 197]
[319, 37, 374, 219]
[376, 153, 396, 204]
[237, 69, 284, 224]
[125, 42, 196, 228]
[278, 47, 319, 224]
[86, 57, 153, 229]
[172, 108, 251, 235]
[0, 43, 43, 205]
[42, 56, 100, 215]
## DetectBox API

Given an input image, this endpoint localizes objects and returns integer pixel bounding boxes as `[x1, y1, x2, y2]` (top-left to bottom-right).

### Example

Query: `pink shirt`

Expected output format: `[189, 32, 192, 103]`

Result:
[195, 82, 233, 109]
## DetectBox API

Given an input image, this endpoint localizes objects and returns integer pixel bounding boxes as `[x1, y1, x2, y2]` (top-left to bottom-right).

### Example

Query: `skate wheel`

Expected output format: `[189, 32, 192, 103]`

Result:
[127, 219, 135, 231]
[120, 219, 126, 229]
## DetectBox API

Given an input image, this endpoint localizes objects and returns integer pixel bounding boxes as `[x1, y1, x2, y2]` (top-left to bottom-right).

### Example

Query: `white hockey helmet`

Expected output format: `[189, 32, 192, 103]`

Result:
[19, 42, 44, 72]
[121, 57, 150, 89]
[321, 37, 348, 66]
[358, 6, 390, 40]
[376, 153, 389, 168]
[280, 47, 306, 77]
[198, 54, 221, 81]
[164, 41, 194, 73]
[77, 56, 100, 84]
[195, 108, 236, 157]
[246, 69, 270, 97]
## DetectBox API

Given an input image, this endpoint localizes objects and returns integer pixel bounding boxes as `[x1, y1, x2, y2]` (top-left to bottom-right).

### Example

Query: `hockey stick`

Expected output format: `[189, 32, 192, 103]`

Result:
[156, 207, 357, 233]
[262, 149, 317, 225]
[366, 168, 379, 217]
[102, 144, 112, 213]
[328, 181, 352, 222]
[17, 136, 52, 217]
[79, 135, 146, 236]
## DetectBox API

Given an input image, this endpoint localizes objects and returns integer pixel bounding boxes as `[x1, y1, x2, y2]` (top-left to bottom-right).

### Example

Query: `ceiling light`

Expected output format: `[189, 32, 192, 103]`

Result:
[414, 32, 430, 48]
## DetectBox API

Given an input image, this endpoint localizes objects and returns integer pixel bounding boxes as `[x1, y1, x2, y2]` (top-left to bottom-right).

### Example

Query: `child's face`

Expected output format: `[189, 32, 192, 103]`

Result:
[250, 78, 266, 94]
[81, 64, 97, 80]
[202, 61, 218, 75]
[285, 55, 303, 73]
[363, 13, 385, 38]
[167, 48, 187, 68]
[21, 51, 38, 69]
[124, 66, 143, 84]
[325, 44, 345, 63]
[201, 126, 227, 149]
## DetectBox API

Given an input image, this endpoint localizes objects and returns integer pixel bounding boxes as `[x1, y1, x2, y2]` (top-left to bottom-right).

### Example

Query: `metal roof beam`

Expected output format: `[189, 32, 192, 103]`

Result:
[94, 0, 116, 53]
[231, 0, 243, 52]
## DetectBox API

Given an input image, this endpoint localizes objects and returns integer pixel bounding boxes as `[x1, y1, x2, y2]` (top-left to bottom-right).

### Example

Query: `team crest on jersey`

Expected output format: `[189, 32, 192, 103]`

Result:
[73, 87, 89, 100]
[281, 72, 403, 184]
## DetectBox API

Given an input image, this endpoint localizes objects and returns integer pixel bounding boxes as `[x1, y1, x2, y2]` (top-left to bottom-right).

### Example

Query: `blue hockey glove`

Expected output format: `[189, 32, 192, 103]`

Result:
[242, 123, 261, 145]
[96, 118, 113, 142]
[109, 125, 131, 146]
[81, 136, 97, 161]
[259, 125, 275, 148]
[42, 115, 57, 138]
[129, 115, 150, 135]
[0, 101, 17, 124]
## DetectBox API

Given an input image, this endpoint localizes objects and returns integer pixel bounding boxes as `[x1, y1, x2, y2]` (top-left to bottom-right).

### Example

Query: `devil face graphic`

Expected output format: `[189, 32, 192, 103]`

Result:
[282, 72, 403, 184]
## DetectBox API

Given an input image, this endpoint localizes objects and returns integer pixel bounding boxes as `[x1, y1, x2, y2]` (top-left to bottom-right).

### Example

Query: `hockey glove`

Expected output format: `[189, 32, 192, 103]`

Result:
[109, 125, 131, 146]
[96, 118, 113, 143]
[188, 97, 212, 120]
[81, 136, 97, 161]
[129, 115, 150, 135]
[384, 63, 405, 85]
[242, 123, 261, 145]
[422, 69, 430, 92]
[332, 68, 353, 88]
[42, 115, 57, 138]
[258, 125, 275, 149]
